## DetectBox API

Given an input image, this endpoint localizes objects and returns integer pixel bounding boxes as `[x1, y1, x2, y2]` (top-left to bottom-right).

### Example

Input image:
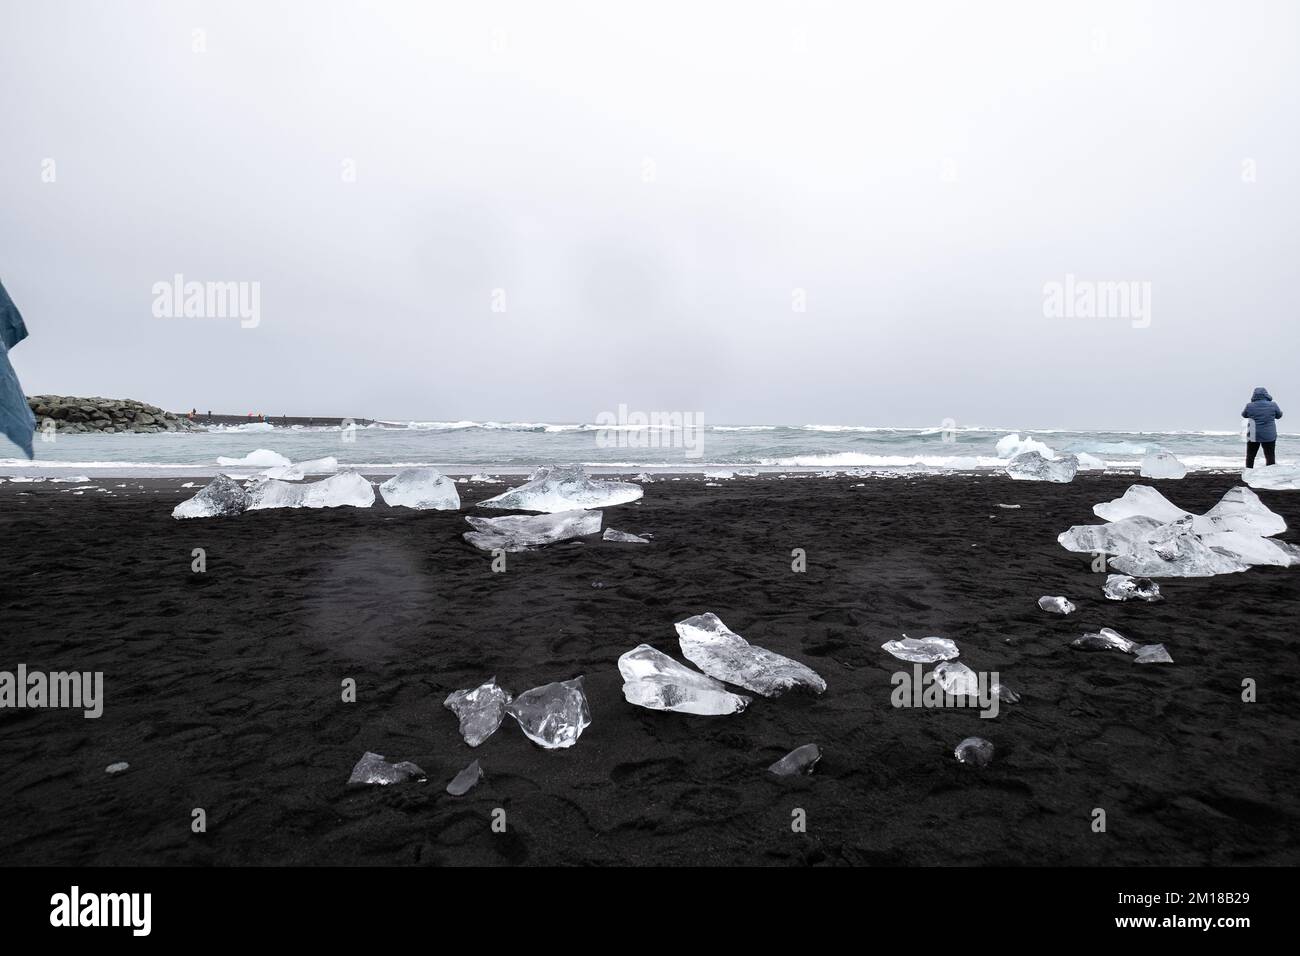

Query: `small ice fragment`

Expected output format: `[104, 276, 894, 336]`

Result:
[444, 678, 513, 747]
[446, 760, 484, 796]
[933, 661, 980, 696]
[469, 473, 500, 484]
[768, 744, 821, 777]
[618, 644, 749, 715]
[603, 527, 649, 543]
[632, 473, 654, 483]
[506, 677, 591, 749]
[106, 762, 129, 775]
[997, 503, 1022, 509]
[1005, 451, 1078, 483]
[171, 474, 249, 519]
[736, 468, 759, 477]
[881, 636, 959, 663]
[478, 465, 641, 513]
[379, 467, 461, 510]
[463, 508, 602, 552]
[246, 471, 376, 510]
[675, 612, 826, 697]
[704, 469, 735, 480]
[954, 737, 994, 766]
[1133, 643, 1173, 664]
[992, 681, 1020, 703]
[1070, 628, 1138, 653]
[1038, 595, 1075, 614]
[348, 751, 426, 785]
[1140, 450, 1188, 480]
[1102, 574, 1163, 602]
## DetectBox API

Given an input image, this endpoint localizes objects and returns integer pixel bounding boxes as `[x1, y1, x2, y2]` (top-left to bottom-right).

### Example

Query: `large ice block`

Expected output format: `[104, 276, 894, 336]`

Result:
[618, 644, 750, 715]
[1058, 515, 1165, 555]
[463, 508, 602, 552]
[1139, 450, 1187, 479]
[477, 465, 642, 513]
[506, 676, 591, 749]
[1005, 451, 1078, 482]
[379, 467, 461, 510]
[1198, 531, 1300, 567]
[675, 612, 826, 697]
[1193, 486, 1286, 536]
[245, 471, 376, 510]
[1107, 517, 1250, 577]
[171, 474, 249, 519]
[1243, 463, 1300, 491]
[1092, 485, 1190, 523]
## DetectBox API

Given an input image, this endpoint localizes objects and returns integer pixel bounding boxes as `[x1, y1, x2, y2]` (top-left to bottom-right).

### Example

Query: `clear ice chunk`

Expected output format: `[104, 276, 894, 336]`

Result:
[881, 636, 959, 663]
[463, 508, 602, 552]
[1107, 517, 1250, 577]
[348, 751, 426, 785]
[477, 465, 642, 513]
[954, 737, 994, 766]
[1005, 451, 1078, 482]
[1070, 628, 1138, 653]
[379, 467, 461, 510]
[1193, 486, 1286, 536]
[603, 527, 650, 543]
[1102, 574, 1163, 601]
[1243, 463, 1300, 491]
[446, 759, 484, 796]
[675, 612, 827, 697]
[618, 644, 749, 715]
[1139, 450, 1188, 479]
[443, 678, 513, 747]
[1038, 595, 1075, 614]
[1134, 643, 1173, 664]
[217, 448, 290, 468]
[1058, 515, 1164, 554]
[768, 744, 821, 777]
[1198, 531, 1300, 567]
[506, 676, 591, 749]
[933, 661, 980, 696]
[246, 471, 376, 510]
[1092, 485, 1190, 523]
[171, 474, 249, 519]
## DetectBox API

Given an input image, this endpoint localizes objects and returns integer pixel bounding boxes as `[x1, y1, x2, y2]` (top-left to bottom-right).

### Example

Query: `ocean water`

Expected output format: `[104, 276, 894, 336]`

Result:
[0, 421, 1282, 478]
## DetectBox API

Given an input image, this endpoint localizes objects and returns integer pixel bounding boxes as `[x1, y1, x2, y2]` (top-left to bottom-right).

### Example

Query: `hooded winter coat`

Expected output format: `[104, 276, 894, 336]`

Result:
[1242, 387, 1283, 443]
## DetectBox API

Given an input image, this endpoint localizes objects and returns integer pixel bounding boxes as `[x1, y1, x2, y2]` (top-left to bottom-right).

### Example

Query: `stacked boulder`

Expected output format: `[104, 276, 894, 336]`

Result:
[26, 395, 201, 434]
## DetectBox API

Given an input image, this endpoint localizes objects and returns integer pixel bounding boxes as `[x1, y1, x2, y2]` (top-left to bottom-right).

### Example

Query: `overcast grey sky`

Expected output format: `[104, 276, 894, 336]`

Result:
[1, 0, 1296, 429]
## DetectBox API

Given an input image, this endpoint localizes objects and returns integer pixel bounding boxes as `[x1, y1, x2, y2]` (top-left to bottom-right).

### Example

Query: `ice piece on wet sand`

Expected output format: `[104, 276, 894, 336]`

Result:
[171, 474, 249, 519]
[1194, 486, 1286, 536]
[217, 448, 290, 467]
[262, 463, 305, 480]
[1243, 463, 1300, 491]
[675, 613, 826, 697]
[379, 467, 461, 510]
[603, 527, 649, 543]
[933, 661, 979, 696]
[1102, 574, 1163, 602]
[477, 465, 642, 513]
[1038, 595, 1075, 614]
[506, 677, 591, 748]
[736, 468, 759, 477]
[463, 508, 602, 552]
[1058, 515, 1164, 554]
[1070, 628, 1138, 653]
[1076, 452, 1107, 471]
[1005, 451, 1078, 482]
[444, 678, 512, 746]
[348, 751, 426, 785]
[997, 503, 1022, 509]
[992, 680, 1019, 703]
[106, 761, 129, 775]
[768, 744, 821, 777]
[1108, 517, 1250, 577]
[1140, 450, 1187, 479]
[1093, 485, 1190, 523]
[704, 469, 735, 480]
[246, 471, 376, 510]
[954, 737, 994, 766]
[881, 636, 959, 663]
[446, 760, 484, 796]
[1134, 643, 1173, 664]
[618, 644, 749, 715]
[1199, 530, 1300, 567]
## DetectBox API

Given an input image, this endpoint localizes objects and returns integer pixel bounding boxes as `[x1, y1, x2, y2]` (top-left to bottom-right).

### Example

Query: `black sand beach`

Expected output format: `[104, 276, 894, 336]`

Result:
[2, 473, 1298, 866]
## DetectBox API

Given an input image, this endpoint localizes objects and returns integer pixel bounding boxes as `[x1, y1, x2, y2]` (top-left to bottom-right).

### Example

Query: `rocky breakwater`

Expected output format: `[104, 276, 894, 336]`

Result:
[26, 395, 202, 434]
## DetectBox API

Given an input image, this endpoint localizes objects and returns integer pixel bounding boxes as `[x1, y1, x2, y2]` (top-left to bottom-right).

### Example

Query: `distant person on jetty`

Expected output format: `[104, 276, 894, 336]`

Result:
[1242, 386, 1283, 468]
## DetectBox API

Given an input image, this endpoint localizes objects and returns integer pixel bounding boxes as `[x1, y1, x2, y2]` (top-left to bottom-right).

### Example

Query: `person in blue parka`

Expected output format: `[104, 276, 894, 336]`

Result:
[1242, 386, 1283, 468]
